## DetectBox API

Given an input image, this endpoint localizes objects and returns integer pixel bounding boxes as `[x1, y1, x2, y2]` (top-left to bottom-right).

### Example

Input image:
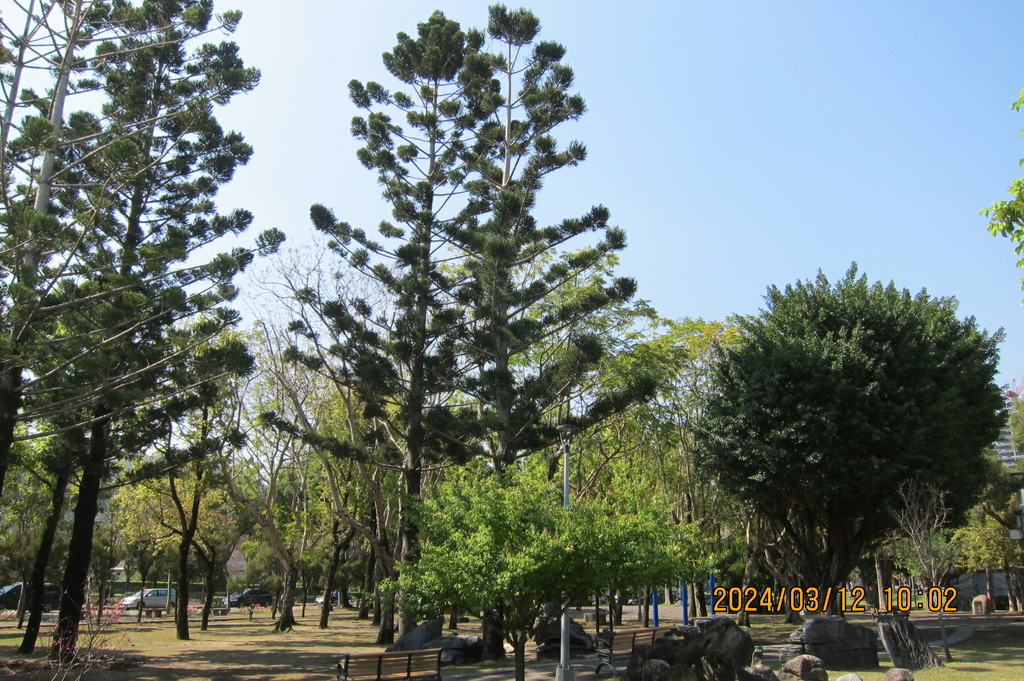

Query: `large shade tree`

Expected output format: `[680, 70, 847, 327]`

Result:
[694, 265, 1004, 605]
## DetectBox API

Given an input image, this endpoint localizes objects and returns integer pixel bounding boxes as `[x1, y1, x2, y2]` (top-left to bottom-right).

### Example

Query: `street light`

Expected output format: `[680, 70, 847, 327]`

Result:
[555, 423, 579, 681]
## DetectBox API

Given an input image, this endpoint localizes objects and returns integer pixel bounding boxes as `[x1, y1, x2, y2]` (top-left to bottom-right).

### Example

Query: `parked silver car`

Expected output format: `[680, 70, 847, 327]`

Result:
[119, 588, 175, 609]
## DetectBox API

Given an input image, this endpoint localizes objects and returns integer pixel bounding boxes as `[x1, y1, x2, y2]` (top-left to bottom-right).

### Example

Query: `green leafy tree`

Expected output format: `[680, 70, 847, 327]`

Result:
[582, 317, 744, 621]
[400, 468, 700, 681]
[695, 265, 1004, 606]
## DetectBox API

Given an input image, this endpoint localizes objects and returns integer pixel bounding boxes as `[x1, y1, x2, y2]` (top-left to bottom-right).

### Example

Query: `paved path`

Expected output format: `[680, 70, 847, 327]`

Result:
[928, 626, 974, 647]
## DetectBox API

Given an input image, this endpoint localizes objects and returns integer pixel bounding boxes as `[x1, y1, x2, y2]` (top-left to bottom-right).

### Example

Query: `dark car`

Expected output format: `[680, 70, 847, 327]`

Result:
[0, 583, 61, 611]
[223, 587, 274, 608]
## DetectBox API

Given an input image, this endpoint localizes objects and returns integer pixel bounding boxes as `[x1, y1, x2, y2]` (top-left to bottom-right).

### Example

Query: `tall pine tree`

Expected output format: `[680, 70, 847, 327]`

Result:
[307, 10, 482, 640]
[0, 0, 280, 660]
[451, 6, 654, 471]
[302, 6, 653, 643]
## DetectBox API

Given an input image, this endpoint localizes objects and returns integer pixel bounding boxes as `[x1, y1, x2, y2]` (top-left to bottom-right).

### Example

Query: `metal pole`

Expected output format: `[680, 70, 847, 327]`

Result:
[651, 588, 659, 626]
[681, 579, 688, 625]
[708, 572, 715, 617]
[555, 425, 578, 681]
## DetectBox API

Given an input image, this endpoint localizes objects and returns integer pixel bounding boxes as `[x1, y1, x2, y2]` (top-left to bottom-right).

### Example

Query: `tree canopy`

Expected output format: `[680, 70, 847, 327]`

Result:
[399, 468, 701, 681]
[694, 265, 1004, 598]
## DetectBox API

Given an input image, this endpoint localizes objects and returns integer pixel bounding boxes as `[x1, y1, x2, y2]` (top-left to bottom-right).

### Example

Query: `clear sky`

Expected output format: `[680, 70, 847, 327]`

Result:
[212, 0, 1024, 389]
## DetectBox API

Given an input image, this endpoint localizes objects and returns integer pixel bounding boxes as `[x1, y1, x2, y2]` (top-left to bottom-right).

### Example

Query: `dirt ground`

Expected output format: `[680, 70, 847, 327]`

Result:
[0, 607, 1021, 681]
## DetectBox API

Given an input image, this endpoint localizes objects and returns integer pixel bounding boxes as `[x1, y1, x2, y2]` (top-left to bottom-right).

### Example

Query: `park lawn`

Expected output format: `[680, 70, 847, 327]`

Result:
[795, 628, 1023, 681]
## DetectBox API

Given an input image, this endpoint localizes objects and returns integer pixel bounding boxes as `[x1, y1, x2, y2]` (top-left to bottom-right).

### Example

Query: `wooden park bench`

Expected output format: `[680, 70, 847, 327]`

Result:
[337, 649, 442, 681]
[594, 626, 677, 677]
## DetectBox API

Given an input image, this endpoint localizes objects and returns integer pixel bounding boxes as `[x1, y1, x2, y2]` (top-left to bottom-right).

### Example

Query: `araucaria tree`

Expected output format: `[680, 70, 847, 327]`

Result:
[695, 266, 1004, 605]
[1, 0, 278, 660]
[451, 6, 653, 471]
[301, 5, 647, 640]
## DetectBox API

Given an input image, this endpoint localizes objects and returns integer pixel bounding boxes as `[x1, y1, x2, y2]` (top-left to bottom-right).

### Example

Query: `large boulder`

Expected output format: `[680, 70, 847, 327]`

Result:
[423, 634, 483, 664]
[622, 617, 755, 681]
[781, 616, 878, 670]
[776, 654, 828, 681]
[534, 618, 595, 656]
[387, 616, 445, 652]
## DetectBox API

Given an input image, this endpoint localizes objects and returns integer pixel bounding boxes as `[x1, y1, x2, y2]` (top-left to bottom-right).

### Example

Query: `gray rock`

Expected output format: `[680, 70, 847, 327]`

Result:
[534, 618, 595, 655]
[387, 616, 445, 652]
[641, 659, 673, 681]
[623, 617, 755, 681]
[881, 670, 914, 681]
[424, 634, 483, 664]
[782, 617, 877, 670]
[777, 654, 828, 681]
[835, 675, 865, 681]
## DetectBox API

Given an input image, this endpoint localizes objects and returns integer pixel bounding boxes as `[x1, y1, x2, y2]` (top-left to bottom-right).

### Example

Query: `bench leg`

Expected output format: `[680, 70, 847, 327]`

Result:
[595, 661, 619, 677]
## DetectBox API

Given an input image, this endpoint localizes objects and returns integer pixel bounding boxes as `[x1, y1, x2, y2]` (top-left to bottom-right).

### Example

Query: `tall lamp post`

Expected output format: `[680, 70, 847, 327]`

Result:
[555, 424, 579, 681]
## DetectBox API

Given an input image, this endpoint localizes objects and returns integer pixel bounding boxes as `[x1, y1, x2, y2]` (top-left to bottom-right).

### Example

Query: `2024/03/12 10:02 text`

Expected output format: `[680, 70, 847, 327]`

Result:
[711, 586, 959, 614]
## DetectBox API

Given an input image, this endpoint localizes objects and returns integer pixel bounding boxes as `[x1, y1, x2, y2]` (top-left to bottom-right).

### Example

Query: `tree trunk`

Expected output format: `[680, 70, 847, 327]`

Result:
[359, 549, 374, 620]
[482, 607, 505, 661]
[936, 609, 953, 662]
[694, 582, 707, 617]
[200, 555, 216, 631]
[0, 363, 23, 497]
[512, 637, 527, 681]
[273, 565, 299, 632]
[94, 577, 107, 626]
[376, 595, 395, 644]
[19, 467, 69, 653]
[319, 519, 346, 629]
[396, 464, 420, 637]
[448, 605, 459, 630]
[877, 614, 943, 670]
[175, 534, 194, 640]
[875, 553, 891, 612]
[1002, 561, 1019, 612]
[50, 411, 108, 663]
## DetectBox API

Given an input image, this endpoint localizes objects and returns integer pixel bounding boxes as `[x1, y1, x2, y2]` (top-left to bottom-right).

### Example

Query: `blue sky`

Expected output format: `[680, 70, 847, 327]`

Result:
[214, 1, 1024, 388]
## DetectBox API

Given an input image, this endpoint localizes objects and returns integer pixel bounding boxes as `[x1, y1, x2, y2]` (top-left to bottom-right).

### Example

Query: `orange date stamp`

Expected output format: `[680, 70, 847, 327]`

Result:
[712, 586, 854, 614]
[712, 586, 958, 613]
